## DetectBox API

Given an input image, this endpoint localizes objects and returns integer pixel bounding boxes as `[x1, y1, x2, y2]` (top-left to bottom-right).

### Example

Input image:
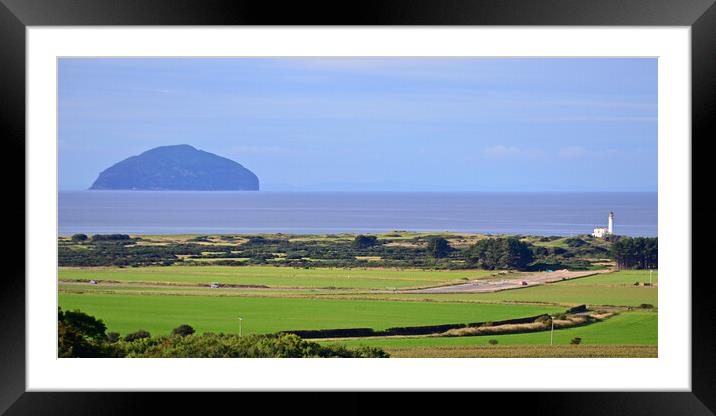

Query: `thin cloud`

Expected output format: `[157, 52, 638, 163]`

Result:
[558, 146, 589, 158]
[482, 145, 544, 159]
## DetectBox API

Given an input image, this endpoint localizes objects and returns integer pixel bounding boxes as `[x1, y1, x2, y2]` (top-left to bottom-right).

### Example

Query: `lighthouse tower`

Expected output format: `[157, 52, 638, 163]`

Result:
[592, 212, 615, 238]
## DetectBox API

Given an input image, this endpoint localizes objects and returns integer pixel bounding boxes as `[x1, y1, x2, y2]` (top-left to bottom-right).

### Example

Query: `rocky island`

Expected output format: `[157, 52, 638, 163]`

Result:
[90, 144, 259, 191]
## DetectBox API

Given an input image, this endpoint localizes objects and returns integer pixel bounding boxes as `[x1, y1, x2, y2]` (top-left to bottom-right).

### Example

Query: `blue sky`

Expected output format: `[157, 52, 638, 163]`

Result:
[58, 58, 657, 191]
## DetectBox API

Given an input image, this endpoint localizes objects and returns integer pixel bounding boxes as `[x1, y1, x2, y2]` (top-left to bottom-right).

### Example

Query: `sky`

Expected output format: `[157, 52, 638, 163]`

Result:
[58, 58, 657, 192]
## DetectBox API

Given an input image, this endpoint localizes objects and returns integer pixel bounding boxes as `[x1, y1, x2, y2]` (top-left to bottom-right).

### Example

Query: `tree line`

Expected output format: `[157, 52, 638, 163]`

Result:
[59, 233, 630, 271]
[611, 237, 658, 269]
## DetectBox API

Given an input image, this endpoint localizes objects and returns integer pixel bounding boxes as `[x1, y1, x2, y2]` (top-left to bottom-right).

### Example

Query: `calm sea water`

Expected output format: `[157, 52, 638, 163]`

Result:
[58, 191, 657, 237]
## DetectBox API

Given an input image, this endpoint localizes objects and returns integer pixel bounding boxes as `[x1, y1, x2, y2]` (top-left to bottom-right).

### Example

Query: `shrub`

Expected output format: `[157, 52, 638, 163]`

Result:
[107, 332, 120, 343]
[71, 233, 88, 242]
[488, 339, 499, 345]
[91, 234, 132, 241]
[351, 346, 391, 358]
[639, 304, 654, 309]
[564, 237, 587, 248]
[353, 235, 378, 249]
[171, 324, 196, 337]
[548, 247, 567, 256]
[124, 330, 151, 342]
[570, 337, 582, 345]
[426, 237, 451, 258]
[122, 333, 390, 358]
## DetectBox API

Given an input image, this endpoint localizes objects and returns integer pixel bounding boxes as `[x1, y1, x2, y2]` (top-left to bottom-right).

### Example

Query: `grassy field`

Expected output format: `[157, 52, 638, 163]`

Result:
[57, 233, 658, 358]
[561, 269, 658, 285]
[259, 269, 656, 308]
[351, 269, 658, 307]
[59, 270, 657, 309]
[59, 292, 561, 336]
[59, 267, 657, 303]
[321, 311, 657, 349]
[59, 266, 498, 289]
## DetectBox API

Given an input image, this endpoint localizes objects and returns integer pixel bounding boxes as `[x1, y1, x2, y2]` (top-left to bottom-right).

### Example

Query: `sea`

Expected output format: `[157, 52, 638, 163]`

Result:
[58, 191, 657, 237]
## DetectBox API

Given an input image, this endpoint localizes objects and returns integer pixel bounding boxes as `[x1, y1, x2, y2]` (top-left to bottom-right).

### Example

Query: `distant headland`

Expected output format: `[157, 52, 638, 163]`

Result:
[89, 144, 259, 191]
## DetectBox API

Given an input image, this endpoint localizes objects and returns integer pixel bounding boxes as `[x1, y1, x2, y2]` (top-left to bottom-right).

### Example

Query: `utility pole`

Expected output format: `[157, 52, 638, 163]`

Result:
[650, 269, 653, 285]
[238, 317, 243, 337]
[550, 316, 554, 346]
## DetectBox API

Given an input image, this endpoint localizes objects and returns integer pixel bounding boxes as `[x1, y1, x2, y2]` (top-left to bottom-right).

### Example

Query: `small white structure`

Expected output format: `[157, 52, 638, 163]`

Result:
[592, 212, 614, 238]
[210, 283, 220, 288]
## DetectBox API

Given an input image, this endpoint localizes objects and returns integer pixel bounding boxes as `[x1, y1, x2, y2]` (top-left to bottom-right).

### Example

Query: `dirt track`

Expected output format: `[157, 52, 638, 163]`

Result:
[397, 269, 613, 294]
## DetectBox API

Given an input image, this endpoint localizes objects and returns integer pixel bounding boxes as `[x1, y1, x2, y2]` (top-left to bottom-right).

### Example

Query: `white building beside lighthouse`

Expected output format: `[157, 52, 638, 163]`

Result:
[592, 212, 614, 238]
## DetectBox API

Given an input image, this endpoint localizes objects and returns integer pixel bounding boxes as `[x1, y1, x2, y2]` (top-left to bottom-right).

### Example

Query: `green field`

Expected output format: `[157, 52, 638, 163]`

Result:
[410, 284, 657, 307]
[59, 269, 658, 313]
[57, 235, 658, 358]
[352, 269, 658, 307]
[561, 269, 658, 285]
[59, 292, 561, 336]
[58, 267, 657, 307]
[322, 311, 657, 349]
[59, 266, 497, 289]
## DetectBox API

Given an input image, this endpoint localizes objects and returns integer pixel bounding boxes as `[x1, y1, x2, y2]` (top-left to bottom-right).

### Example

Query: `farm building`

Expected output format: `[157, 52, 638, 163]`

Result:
[592, 212, 614, 238]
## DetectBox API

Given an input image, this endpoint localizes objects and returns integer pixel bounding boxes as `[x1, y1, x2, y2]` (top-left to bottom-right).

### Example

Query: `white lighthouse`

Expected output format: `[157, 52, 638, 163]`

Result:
[592, 212, 614, 238]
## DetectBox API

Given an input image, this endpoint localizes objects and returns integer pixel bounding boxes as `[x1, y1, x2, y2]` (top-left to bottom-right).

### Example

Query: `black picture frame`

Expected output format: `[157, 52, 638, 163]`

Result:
[1, 0, 711, 414]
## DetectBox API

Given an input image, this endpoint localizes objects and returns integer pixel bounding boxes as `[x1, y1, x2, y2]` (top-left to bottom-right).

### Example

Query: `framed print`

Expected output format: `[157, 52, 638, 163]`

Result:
[1, 0, 713, 414]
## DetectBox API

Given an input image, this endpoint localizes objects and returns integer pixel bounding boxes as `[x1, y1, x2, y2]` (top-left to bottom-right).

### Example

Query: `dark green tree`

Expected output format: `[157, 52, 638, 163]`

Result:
[71, 233, 88, 242]
[426, 237, 451, 258]
[466, 237, 533, 270]
[58, 308, 114, 357]
[352, 235, 378, 249]
[60, 308, 107, 341]
[91, 234, 131, 242]
[611, 237, 657, 269]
